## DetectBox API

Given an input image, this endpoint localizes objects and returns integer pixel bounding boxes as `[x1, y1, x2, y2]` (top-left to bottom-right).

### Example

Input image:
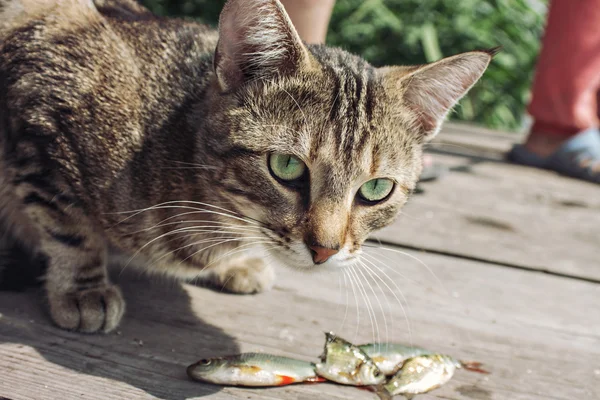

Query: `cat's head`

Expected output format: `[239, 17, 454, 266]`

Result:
[200, 0, 493, 270]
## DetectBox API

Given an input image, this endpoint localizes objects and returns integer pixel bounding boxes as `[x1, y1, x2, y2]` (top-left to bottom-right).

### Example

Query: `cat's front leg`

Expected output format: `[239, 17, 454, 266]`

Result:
[43, 237, 125, 333]
[207, 256, 275, 294]
[15, 179, 125, 333]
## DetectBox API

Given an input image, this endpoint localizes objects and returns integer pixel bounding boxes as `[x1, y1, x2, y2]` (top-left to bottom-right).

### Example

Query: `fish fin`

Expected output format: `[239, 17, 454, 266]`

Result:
[368, 385, 393, 400]
[460, 361, 490, 374]
[276, 375, 297, 386]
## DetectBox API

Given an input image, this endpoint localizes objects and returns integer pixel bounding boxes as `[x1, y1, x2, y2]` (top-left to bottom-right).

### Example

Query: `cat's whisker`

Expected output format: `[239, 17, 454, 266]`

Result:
[280, 87, 309, 128]
[113, 204, 262, 228]
[358, 260, 390, 351]
[178, 237, 274, 268]
[346, 265, 361, 343]
[124, 208, 265, 236]
[149, 223, 262, 237]
[109, 200, 241, 217]
[336, 275, 342, 328]
[320, 91, 340, 136]
[349, 264, 376, 344]
[157, 229, 254, 250]
[144, 236, 254, 272]
[356, 260, 386, 348]
[361, 254, 413, 310]
[359, 255, 414, 348]
[129, 221, 263, 237]
[123, 223, 257, 271]
[362, 244, 447, 295]
[158, 205, 268, 229]
[121, 236, 230, 277]
[108, 200, 265, 228]
[122, 230, 256, 275]
[339, 270, 350, 334]
[360, 266, 380, 346]
[122, 226, 206, 272]
[338, 269, 348, 332]
[156, 166, 218, 170]
[109, 205, 246, 229]
[361, 251, 421, 286]
[166, 160, 218, 168]
[154, 202, 268, 227]
[202, 240, 279, 270]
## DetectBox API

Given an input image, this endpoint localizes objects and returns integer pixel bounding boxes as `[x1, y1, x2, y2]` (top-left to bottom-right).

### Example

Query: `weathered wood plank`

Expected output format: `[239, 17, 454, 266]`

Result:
[373, 151, 600, 281]
[430, 122, 524, 160]
[1, 248, 598, 400]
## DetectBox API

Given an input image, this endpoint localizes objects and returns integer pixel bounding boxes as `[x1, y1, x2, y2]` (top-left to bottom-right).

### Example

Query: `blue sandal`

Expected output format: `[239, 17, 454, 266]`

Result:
[507, 128, 600, 184]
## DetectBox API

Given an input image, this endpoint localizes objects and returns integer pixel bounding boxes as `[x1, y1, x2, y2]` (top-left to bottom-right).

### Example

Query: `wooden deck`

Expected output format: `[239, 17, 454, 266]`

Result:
[1, 123, 599, 400]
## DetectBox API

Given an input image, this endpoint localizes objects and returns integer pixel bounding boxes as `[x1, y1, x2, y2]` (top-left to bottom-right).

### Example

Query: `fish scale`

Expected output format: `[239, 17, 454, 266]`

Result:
[384, 354, 463, 399]
[187, 352, 323, 387]
[314, 332, 385, 386]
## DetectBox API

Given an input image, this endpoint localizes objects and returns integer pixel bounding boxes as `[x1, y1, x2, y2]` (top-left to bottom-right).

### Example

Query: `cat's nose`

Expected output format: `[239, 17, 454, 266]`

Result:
[309, 245, 339, 264]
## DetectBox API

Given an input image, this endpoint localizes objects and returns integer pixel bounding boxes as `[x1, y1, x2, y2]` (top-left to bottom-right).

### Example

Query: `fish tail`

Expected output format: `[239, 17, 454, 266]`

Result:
[460, 361, 490, 374]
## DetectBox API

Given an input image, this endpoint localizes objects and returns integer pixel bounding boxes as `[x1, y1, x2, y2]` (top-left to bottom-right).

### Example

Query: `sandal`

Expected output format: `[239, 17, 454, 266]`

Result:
[507, 128, 600, 184]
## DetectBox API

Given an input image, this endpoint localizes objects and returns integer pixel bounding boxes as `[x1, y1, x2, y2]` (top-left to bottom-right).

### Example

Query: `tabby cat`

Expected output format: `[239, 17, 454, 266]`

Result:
[0, 0, 493, 333]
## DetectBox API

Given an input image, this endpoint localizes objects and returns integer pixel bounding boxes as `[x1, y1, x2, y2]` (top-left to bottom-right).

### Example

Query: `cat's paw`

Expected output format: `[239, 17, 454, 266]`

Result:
[48, 284, 125, 333]
[212, 258, 275, 294]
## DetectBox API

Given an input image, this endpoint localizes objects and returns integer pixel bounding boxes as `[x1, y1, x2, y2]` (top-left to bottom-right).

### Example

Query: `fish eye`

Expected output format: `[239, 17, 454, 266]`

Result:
[199, 359, 212, 365]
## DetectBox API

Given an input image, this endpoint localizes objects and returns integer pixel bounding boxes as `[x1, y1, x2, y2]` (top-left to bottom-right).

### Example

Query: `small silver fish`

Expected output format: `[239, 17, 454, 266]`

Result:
[384, 354, 488, 398]
[315, 332, 385, 386]
[358, 343, 431, 376]
[187, 353, 325, 387]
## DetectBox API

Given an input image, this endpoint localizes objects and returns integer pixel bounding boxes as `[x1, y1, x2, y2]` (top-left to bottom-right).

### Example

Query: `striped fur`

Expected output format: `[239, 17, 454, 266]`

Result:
[0, 0, 493, 333]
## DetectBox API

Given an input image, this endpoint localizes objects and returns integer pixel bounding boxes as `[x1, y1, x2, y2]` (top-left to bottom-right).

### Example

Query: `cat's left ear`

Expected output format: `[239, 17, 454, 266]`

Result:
[214, 0, 313, 92]
[380, 49, 497, 141]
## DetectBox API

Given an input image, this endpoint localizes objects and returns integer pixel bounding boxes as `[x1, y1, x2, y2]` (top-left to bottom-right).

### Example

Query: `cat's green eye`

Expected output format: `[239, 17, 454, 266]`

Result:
[359, 178, 394, 203]
[269, 153, 306, 181]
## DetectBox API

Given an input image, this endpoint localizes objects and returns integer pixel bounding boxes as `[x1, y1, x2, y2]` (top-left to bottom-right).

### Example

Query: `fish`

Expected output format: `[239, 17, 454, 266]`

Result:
[358, 343, 432, 376]
[186, 353, 325, 387]
[383, 354, 488, 399]
[315, 332, 386, 386]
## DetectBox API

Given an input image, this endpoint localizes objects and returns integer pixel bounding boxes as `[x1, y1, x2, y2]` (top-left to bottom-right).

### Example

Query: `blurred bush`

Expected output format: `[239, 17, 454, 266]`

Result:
[140, 0, 548, 131]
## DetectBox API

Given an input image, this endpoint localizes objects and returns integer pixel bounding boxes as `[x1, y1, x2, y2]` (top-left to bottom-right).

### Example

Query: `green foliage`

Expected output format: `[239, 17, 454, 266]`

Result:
[140, 0, 548, 131]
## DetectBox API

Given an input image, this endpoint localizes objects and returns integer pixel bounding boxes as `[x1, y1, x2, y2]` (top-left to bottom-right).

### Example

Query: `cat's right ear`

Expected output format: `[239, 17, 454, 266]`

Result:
[379, 49, 496, 142]
[214, 0, 313, 92]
